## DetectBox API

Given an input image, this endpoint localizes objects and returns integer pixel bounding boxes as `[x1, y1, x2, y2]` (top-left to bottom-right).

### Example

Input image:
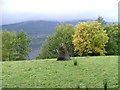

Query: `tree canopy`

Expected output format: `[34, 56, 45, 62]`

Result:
[2, 30, 32, 61]
[96, 16, 106, 25]
[104, 24, 119, 55]
[72, 21, 109, 56]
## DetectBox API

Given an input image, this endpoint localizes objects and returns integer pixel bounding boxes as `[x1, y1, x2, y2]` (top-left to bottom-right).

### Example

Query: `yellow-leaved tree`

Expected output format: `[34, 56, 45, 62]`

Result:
[72, 21, 109, 56]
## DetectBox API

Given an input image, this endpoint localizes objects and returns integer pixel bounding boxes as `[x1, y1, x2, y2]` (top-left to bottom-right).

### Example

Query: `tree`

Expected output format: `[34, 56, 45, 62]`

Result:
[2, 30, 17, 61]
[72, 21, 109, 56]
[15, 30, 32, 60]
[104, 24, 119, 55]
[36, 40, 55, 59]
[2, 30, 32, 61]
[36, 23, 75, 59]
[49, 23, 75, 56]
[96, 16, 106, 25]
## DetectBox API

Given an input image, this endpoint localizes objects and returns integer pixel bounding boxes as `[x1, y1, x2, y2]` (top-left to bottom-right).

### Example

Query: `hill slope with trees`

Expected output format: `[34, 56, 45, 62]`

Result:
[2, 19, 117, 59]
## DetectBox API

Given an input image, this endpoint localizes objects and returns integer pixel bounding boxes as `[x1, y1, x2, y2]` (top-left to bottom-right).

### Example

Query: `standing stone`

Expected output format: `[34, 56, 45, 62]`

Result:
[57, 43, 70, 60]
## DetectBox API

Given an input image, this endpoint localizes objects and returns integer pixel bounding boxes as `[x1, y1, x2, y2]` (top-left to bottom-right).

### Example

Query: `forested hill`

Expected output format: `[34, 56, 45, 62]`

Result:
[2, 20, 116, 36]
[2, 20, 91, 35]
[2, 20, 60, 36]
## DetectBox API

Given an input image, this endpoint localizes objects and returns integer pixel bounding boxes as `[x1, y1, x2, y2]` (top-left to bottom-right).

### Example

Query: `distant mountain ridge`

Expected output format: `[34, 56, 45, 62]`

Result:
[2, 20, 60, 36]
[2, 20, 91, 36]
[2, 20, 117, 36]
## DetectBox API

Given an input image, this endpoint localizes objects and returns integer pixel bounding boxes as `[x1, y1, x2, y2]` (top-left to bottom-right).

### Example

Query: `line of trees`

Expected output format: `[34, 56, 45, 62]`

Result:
[1, 30, 32, 61]
[1, 17, 118, 60]
[36, 17, 119, 59]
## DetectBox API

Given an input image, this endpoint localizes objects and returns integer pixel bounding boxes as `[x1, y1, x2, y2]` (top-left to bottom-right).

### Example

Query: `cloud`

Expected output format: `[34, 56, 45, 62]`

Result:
[2, 0, 119, 24]
[3, 0, 118, 13]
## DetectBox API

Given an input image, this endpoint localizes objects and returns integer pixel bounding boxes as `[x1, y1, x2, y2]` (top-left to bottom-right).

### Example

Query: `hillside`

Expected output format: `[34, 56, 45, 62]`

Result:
[2, 56, 118, 88]
[2, 20, 60, 35]
[2, 20, 90, 35]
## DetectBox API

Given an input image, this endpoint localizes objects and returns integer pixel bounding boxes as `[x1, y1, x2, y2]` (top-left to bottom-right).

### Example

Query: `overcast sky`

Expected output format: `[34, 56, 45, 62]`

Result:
[1, 0, 119, 24]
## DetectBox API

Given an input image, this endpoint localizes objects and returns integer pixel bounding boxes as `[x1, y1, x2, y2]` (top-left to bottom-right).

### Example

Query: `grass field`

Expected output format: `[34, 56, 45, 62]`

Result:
[2, 56, 118, 88]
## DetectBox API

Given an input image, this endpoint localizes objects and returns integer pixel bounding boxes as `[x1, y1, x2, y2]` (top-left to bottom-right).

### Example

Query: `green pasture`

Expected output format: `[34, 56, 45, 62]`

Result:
[2, 56, 118, 88]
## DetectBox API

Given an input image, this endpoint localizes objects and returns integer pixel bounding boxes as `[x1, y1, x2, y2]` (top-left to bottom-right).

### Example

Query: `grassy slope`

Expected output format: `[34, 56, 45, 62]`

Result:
[2, 56, 118, 88]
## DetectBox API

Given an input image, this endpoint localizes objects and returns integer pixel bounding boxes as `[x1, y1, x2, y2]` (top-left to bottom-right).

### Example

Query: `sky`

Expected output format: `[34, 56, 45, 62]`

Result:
[1, 0, 119, 24]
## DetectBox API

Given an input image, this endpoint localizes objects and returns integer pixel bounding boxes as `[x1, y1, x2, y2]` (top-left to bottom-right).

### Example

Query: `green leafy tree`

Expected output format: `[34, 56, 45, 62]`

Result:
[15, 30, 32, 60]
[2, 30, 32, 61]
[72, 21, 109, 56]
[49, 23, 75, 56]
[2, 30, 17, 61]
[36, 40, 55, 59]
[104, 24, 119, 55]
[36, 23, 75, 59]
[96, 16, 106, 25]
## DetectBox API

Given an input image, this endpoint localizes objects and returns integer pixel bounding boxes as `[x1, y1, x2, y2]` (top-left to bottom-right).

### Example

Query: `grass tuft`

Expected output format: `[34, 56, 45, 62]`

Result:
[74, 60, 78, 66]
[77, 85, 80, 88]
[103, 79, 107, 90]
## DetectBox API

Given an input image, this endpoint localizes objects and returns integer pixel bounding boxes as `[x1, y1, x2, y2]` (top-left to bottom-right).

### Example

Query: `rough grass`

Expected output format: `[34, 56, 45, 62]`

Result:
[2, 56, 118, 88]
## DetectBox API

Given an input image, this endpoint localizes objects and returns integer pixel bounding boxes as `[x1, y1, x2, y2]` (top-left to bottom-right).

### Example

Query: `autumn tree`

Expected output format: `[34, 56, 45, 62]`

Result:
[72, 21, 109, 56]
